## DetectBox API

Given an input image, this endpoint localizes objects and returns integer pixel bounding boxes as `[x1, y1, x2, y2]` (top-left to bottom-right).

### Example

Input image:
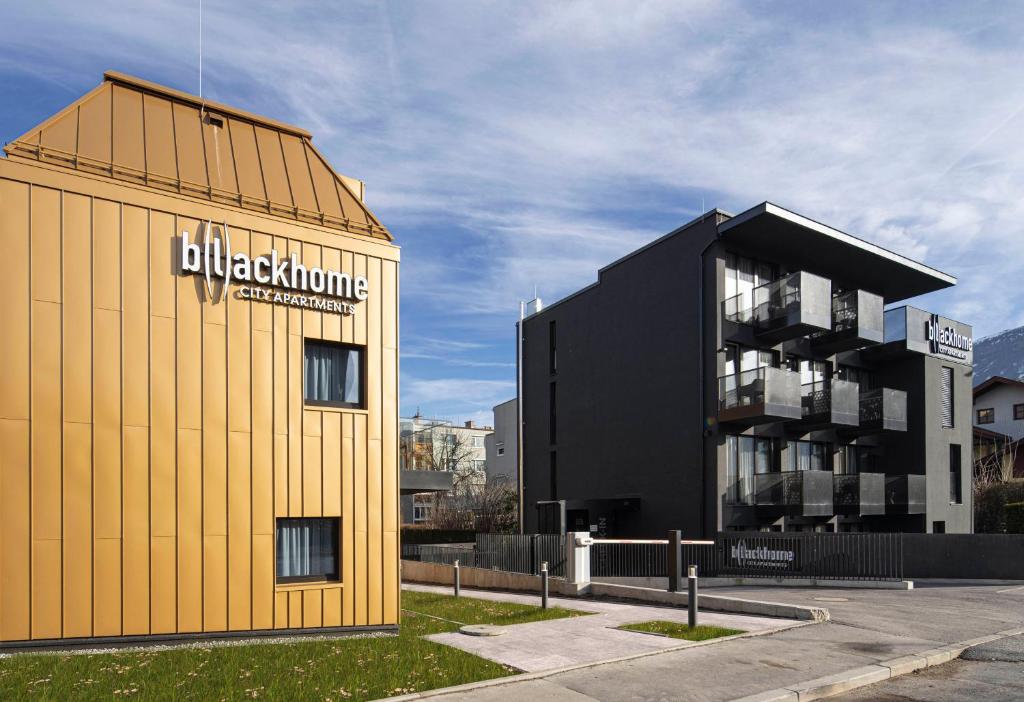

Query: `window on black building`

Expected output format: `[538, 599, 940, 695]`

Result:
[549, 381, 557, 445]
[949, 444, 962, 504]
[940, 366, 954, 428]
[549, 320, 557, 375]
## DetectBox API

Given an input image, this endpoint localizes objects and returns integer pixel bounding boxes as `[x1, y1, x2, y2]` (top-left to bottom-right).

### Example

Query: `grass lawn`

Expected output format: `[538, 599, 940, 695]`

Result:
[617, 621, 744, 641]
[0, 590, 585, 701]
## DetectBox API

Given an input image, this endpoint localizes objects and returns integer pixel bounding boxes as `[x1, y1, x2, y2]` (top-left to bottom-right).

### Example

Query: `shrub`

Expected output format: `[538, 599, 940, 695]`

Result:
[1006, 502, 1024, 534]
[974, 481, 1024, 533]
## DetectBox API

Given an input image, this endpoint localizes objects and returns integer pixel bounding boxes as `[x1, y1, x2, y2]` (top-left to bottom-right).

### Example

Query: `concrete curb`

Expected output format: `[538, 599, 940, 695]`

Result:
[378, 620, 820, 702]
[727, 627, 1024, 702]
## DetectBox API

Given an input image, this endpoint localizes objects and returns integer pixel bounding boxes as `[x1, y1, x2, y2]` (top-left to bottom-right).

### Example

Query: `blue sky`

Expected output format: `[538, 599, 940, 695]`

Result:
[3, 1, 1023, 425]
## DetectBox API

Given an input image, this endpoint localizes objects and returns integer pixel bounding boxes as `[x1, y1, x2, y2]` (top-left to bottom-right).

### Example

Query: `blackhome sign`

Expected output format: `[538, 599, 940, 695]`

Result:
[729, 540, 796, 569]
[925, 314, 972, 361]
[179, 221, 369, 315]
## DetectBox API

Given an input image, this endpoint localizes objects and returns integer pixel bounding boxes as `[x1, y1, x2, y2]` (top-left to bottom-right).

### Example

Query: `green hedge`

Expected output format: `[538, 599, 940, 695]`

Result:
[401, 528, 476, 544]
[1006, 502, 1024, 534]
[975, 481, 1024, 533]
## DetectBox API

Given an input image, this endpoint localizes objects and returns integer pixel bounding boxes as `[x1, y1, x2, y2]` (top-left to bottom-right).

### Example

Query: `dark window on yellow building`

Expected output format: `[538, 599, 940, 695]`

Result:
[304, 340, 363, 408]
[276, 518, 340, 583]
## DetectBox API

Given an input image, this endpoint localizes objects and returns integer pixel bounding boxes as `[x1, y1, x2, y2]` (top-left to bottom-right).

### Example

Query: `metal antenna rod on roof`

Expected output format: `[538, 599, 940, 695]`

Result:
[199, 0, 204, 115]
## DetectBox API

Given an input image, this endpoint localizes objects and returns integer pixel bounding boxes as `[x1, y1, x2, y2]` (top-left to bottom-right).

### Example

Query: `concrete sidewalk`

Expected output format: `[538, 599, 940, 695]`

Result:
[392, 581, 1024, 702]
[405, 583, 798, 672]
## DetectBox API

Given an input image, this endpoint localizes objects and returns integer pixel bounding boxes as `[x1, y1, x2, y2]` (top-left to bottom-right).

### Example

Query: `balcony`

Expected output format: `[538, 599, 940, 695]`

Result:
[718, 367, 802, 426]
[833, 473, 886, 516]
[842, 388, 908, 437]
[400, 469, 454, 496]
[810, 290, 884, 354]
[885, 474, 926, 515]
[724, 271, 832, 343]
[793, 379, 860, 430]
[754, 471, 834, 517]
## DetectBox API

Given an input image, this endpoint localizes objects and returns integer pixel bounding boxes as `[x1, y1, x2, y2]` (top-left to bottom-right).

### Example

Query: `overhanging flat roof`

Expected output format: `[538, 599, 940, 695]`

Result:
[718, 202, 956, 302]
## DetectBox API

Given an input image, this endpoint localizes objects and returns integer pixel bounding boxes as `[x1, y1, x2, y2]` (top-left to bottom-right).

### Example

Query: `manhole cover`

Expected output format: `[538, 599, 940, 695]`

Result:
[813, 597, 850, 602]
[459, 624, 505, 637]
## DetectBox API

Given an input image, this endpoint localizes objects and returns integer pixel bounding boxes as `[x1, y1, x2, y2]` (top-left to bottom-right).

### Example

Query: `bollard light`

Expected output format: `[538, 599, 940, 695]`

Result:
[541, 561, 549, 609]
[688, 564, 698, 628]
[454, 559, 461, 598]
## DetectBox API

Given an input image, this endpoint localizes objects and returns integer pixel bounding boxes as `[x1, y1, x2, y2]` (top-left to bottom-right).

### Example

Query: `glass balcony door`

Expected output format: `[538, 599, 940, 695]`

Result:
[726, 435, 774, 505]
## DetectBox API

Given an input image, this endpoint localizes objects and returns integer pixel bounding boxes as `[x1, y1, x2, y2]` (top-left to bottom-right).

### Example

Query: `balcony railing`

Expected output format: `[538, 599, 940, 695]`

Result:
[885, 474, 927, 515]
[810, 289, 884, 353]
[843, 388, 908, 436]
[796, 378, 860, 428]
[723, 271, 832, 343]
[718, 367, 802, 425]
[834, 472, 886, 516]
[754, 470, 834, 517]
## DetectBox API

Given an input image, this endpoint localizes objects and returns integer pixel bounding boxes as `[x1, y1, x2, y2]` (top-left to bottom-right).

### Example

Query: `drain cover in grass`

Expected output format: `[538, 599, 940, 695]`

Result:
[460, 625, 505, 636]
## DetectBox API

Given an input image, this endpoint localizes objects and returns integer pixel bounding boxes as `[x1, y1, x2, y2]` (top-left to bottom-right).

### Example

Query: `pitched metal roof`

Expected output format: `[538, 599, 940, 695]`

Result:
[3, 71, 390, 240]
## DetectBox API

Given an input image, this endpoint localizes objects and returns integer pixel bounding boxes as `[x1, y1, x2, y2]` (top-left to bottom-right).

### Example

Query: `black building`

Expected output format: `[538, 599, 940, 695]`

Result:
[521, 203, 973, 537]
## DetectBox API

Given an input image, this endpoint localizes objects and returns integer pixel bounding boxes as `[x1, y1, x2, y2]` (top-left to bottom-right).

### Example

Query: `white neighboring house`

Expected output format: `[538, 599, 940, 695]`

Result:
[399, 415, 492, 525]
[485, 398, 518, 489]
[973, 376, 1024, 441]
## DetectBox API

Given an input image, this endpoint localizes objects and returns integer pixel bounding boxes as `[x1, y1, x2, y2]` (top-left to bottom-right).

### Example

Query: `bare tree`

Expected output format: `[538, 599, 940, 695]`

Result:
[974, 435, 1020, 488]
[401, 421, 486, 529]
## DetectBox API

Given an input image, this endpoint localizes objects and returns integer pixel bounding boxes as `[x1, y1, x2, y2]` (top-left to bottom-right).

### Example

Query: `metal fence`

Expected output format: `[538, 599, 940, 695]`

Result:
[403, 531, 904, 582]
[591, 540, 669, 577]
[402, 534, 566, 577]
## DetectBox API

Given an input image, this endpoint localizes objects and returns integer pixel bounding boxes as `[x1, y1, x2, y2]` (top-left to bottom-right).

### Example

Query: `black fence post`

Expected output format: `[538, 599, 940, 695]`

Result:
[668, 530, 682, 592]
[530, 534, 539, 575]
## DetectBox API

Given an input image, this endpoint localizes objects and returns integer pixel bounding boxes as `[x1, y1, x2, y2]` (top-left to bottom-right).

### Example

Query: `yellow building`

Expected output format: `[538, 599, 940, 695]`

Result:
[0, 72, 400, 646]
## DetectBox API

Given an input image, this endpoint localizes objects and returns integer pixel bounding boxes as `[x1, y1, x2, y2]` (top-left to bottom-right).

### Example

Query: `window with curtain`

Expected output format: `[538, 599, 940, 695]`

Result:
[785, 440, 830, 472]
[304, 341, 362, 408]
[276, 517, 340, 583]
[726, 435, 773, 504]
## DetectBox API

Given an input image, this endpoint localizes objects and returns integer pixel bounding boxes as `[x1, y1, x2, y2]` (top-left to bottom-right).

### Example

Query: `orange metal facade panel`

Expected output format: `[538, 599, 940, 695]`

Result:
[63, 421, 93, 638]
[1, 419, 31, 641]
[302, 589, 322, 628]
[228, 228, 252, 433]
[202, 118, 239, 195]
[280, 134, 318, 214]
[323, 412, 342, 517]
[31, 301, 62, 541]
[172, 102, 209, 193]
[306, 146, 344, 219]
[93, 199, 122, 310]
[322, 246, 343, 342]
[288, 590, 301, 628]
[274, 592, 288, 629]
[250, 232, 274, 332]
[123, 205, 150, 428]
[254, 126, 293, 209]
[203, 323, 228, 537]
[229, 119, 267, 203]
[30, 538, 61, 640]
[63, 192, 93, 424]
[228, 431, 252, 631]
[29, 186, 61, 305]
[143, 94, 178, 182]
[112, 84, 146, 179]
[38, 108, 78, 157]
[150, 536, 177, 634]
[288, 330, 302, 517]
[150, 315, 177, 538]
[177, 217, 203, 429]
[77, 84, 113, 168]
[203, 534, 228, 632]
[123, 425, 151, 635]
[150, 211, 177, 318]
[354, 413, 368, 626]
[93, 307, 123, 539]
[323, 587, 342, 628]
[94, 537, 123, 636]
[303, 431, 323, 517]
[177, 428, 203, 633]
[342, 413, 355, 626]
[0, 180, 30, 421]
[252, 534, 275, 630]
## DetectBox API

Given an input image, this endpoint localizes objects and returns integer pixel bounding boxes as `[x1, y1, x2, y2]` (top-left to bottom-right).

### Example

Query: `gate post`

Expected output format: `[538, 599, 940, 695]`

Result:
[668, 530, 682, 592]
[566, 532, 592, 586]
